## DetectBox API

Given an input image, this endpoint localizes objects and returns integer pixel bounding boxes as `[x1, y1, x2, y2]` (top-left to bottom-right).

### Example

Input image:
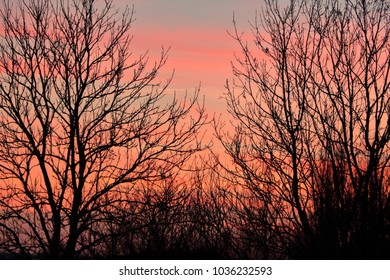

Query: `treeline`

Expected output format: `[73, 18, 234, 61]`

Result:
[0, 0, 389, 259]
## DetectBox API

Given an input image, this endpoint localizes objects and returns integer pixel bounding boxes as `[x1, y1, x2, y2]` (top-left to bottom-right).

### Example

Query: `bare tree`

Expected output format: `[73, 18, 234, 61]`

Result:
[91, 165, 234, 259]
[217, 0, 389, 258]
[0, 0, 206, 259]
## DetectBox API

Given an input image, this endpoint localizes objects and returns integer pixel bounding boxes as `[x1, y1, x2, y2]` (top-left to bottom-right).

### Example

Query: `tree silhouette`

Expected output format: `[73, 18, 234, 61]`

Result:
[216, 0, 389, 258]
[0, 0, 206, 259]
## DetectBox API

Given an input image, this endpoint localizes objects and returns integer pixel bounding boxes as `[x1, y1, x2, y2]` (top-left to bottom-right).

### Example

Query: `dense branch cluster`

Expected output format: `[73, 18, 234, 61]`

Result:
[217, 0, 390, 258]
[0, 0, 206, 259]
[0, 0, 388, 259]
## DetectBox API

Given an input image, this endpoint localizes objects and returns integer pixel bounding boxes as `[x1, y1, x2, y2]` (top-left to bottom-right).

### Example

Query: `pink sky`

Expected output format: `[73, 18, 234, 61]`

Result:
[122, 0, 261, 114]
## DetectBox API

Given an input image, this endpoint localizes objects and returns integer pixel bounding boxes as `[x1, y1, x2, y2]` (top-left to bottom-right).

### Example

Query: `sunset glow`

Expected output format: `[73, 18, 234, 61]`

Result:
[0, 0, 388, 261]
[128, 0, 263, 113]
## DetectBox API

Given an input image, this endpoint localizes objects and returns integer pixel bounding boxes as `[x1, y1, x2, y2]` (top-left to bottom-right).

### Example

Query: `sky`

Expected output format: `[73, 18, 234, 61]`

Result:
[121, 0, 261, 114]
